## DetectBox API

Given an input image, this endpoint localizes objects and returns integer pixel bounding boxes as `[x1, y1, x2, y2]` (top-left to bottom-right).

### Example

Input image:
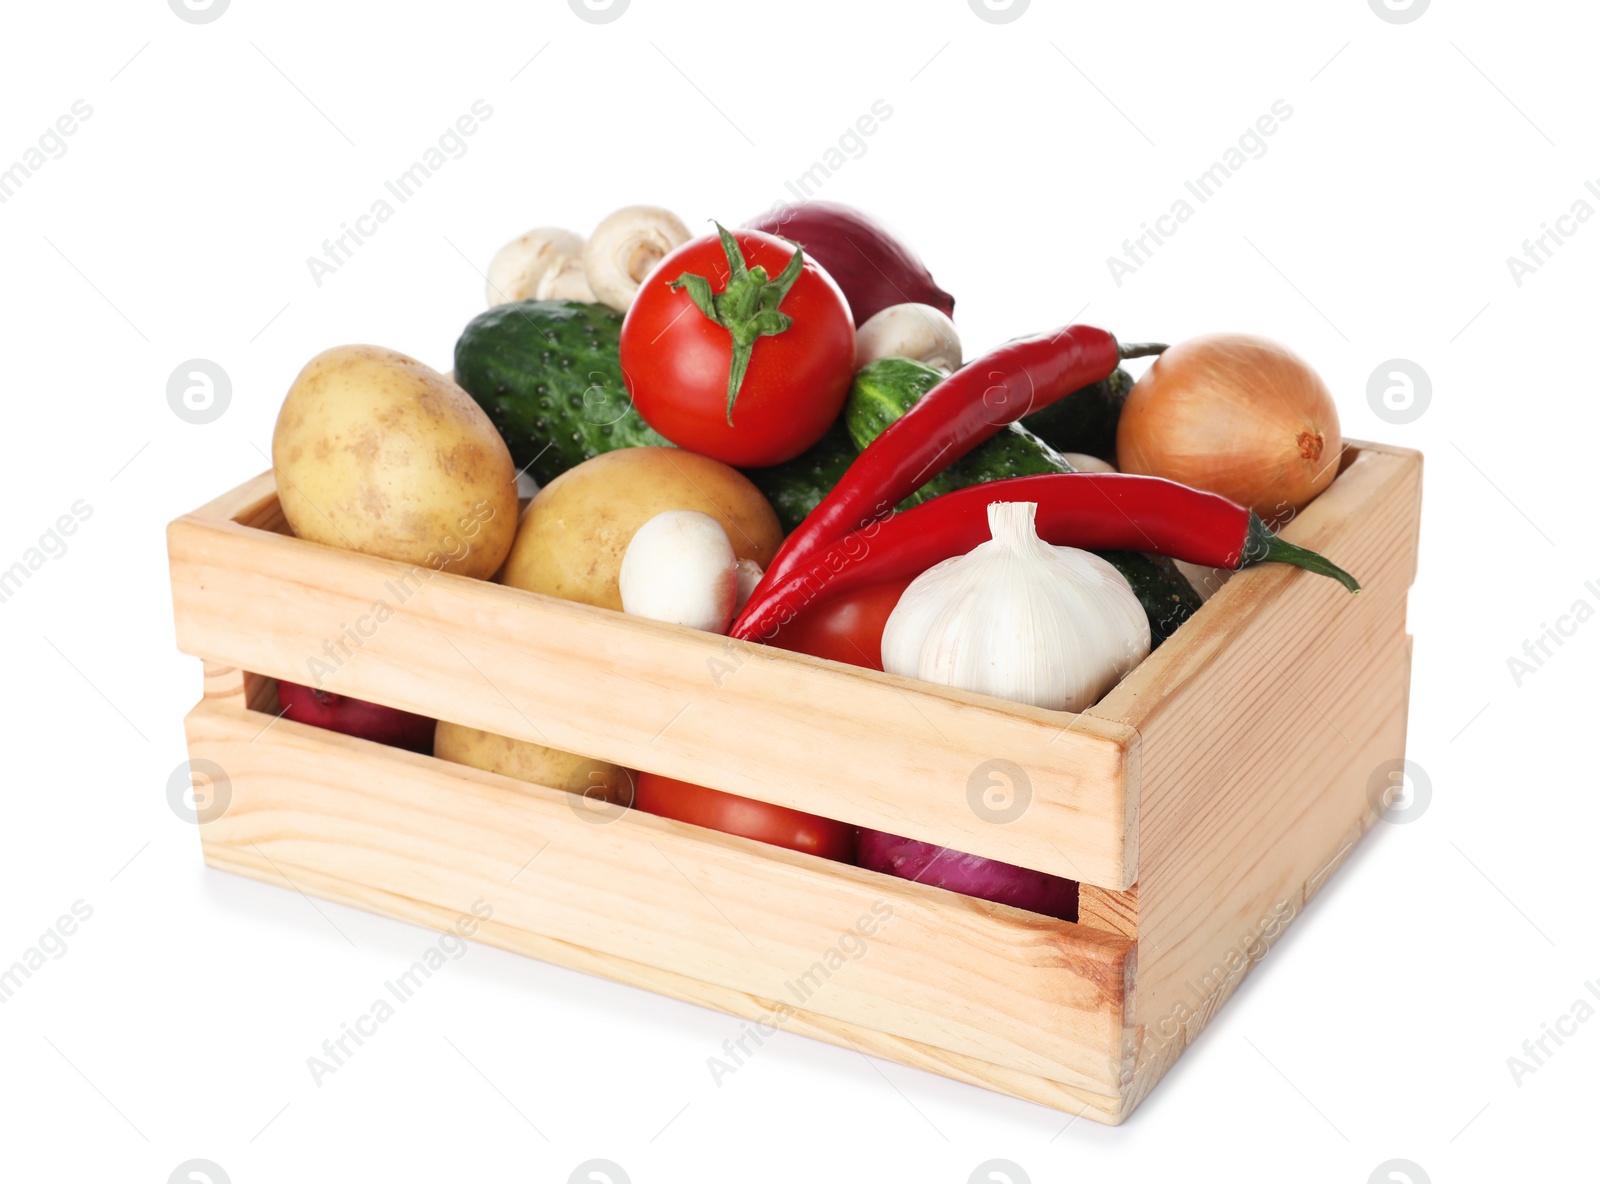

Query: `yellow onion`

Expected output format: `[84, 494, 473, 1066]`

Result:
[1116, 334, 1342, 524]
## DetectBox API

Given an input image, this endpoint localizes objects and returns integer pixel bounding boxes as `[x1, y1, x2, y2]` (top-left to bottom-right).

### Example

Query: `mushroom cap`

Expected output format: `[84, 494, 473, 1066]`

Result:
[486, 228, 586, 306]
[583, 205, 691, 312]
[855, 303, 962, 373]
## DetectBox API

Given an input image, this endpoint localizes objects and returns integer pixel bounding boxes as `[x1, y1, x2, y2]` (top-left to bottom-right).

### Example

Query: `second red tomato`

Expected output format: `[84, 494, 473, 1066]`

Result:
[620, 226, 855, 467]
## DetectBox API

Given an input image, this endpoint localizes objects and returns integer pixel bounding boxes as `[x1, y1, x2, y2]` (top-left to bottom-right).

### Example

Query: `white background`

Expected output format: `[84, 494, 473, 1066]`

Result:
[1, 0, 1595, 1181]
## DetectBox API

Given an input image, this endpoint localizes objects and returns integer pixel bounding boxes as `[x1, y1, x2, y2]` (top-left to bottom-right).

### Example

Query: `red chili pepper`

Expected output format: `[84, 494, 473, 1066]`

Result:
[733, 325, 1162, 635]
[731, 473, 1359, 643]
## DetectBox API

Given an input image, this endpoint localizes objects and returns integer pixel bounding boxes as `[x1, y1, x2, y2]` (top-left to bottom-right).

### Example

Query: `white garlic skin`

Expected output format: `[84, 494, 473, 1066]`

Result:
[619, 510, 739, 634]
[881, 502, 1150, 712]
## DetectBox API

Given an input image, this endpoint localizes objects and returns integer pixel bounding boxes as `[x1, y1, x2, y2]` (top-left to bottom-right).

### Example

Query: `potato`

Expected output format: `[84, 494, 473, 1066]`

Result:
[434, 721, 631, 805]
[272, 345, 517, 580]
[500, 447, 782, 610]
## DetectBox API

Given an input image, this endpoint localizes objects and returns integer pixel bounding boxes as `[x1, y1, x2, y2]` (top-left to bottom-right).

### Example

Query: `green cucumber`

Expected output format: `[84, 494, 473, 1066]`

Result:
[845, 357, 1200, 646]
[1020, 366, 1133, 463]
[847, 358, 1076, 508]
[453, 299, 670, 487]
[744, 418, 859, 534]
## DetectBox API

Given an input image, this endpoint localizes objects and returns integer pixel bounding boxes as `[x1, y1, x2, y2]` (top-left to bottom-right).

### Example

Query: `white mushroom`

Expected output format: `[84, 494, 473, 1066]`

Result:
[619, 511, 739, 634]
[485, 228, 594, 306]
[584, 206, 691, 312]
[734, 558, 764, 612]
[855, 303, 962, 373]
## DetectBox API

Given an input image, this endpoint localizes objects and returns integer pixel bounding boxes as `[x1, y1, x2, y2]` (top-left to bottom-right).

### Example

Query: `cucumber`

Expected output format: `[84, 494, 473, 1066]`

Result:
[1020, 366, 1133, 463]
[453, 299, 670, 486]
[847, 358, 1075, 508]
[744, 418, 858, 534]
[845, 358, 1200, 646]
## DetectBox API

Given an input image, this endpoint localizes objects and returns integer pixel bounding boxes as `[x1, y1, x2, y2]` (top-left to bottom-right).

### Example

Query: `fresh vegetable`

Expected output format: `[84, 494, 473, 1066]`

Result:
[621, 225, 855, 467]
[485, 228, 593, 305]
[271, 345, 518, 580]
[771, 352, 1197, 643]
[619, 511, 740, 634]
[583, 205, 691, 312]
[633, 772, 856, 862]
[733, 472, 1360, 643]
[278, 681, 435, 754]
[1117, 333, 1343, 524]
[845, 357, 1085, 504]
[734, 559, 764, 610]
[434, 721, 629, 805]
[768, 577, 913, 671]
[881, 502, 1149, 712]
[742, 417, 859, 534]
[499, 447, 783, 612]
[454, 300, 670, 487]
[856, 830, 1078, 922]
[855, 304, 961, 373]
[737, 326, 1164, 629]
[745, 201, 955, 327]
[846, 357, 1199, 644]
[1021, 367, 1133, 463]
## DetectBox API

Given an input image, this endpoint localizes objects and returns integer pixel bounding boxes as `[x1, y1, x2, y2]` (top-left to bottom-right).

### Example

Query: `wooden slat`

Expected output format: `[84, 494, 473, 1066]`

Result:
[205, 834, 1132, 1124]
[186, 699, 1133, 1094]
[168, 494, 1139, 889]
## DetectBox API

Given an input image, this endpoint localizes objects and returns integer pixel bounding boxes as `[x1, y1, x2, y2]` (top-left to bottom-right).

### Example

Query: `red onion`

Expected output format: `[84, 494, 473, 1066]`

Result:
[856, 829, 1079, 922]
[278, 680, 435, 754]
[744, 202, 955, 327]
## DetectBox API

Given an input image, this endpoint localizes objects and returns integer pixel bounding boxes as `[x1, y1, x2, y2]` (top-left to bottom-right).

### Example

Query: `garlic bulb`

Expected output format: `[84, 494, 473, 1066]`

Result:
[881, 502, 1150, 711]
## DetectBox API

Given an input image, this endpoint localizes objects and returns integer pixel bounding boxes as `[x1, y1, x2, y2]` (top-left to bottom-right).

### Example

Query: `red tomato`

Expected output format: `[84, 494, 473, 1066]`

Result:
[634, 772, 856, 863]
[620, 226, 855, 467]
[628, 584, 910, 862]
[768, 578, 913, 671]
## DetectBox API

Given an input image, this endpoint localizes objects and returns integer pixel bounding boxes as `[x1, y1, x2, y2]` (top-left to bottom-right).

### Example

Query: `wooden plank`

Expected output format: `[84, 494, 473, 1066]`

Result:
[204, 836, 1131, 1124]
[1087, 445, 1421, 1110]
[168, 502, 1139, 889]
[185, 698, 1133, 1094]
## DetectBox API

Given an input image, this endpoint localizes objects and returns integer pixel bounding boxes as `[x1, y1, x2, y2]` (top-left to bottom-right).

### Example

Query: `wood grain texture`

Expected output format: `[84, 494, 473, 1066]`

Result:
[168, 491, 1138, 889]
[201, 662, 278, 714]
[186, 698, 1133, 1094]
[1085, 444, 1422, 1111]
[205, 832, 1131, 1122]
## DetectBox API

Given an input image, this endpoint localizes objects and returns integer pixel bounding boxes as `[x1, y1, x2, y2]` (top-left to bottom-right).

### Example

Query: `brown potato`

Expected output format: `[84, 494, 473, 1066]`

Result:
[272, 345, 517, 579]
[499, 447, 782, 610]
[433, 721, 630, 805]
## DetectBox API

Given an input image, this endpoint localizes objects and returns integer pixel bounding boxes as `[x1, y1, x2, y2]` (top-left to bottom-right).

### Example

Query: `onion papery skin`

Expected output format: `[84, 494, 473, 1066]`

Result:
[1116, 333, 1342, 525]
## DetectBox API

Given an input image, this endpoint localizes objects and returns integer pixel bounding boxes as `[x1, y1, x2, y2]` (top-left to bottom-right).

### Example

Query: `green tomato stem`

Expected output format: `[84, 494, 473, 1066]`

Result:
[669, 222, 805, 425]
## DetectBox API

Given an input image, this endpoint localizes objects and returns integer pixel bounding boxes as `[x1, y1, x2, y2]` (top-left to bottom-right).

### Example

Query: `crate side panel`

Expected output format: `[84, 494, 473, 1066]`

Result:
[1090, 445, 1421, 1113]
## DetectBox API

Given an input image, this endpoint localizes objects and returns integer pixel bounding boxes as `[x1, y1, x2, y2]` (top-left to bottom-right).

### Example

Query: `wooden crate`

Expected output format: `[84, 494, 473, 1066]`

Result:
[166, 441, 1422, 1124]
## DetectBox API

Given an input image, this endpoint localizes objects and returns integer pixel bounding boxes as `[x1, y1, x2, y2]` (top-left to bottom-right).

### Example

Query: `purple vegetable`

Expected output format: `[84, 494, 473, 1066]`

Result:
[856, 829, 1079, 922]
[744, 201, 955, 327]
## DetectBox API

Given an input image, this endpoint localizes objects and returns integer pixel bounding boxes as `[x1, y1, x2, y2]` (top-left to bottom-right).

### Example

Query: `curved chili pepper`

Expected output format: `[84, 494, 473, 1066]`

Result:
[733, 325, 1162, 635]
[731, 473, 1359, 642]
